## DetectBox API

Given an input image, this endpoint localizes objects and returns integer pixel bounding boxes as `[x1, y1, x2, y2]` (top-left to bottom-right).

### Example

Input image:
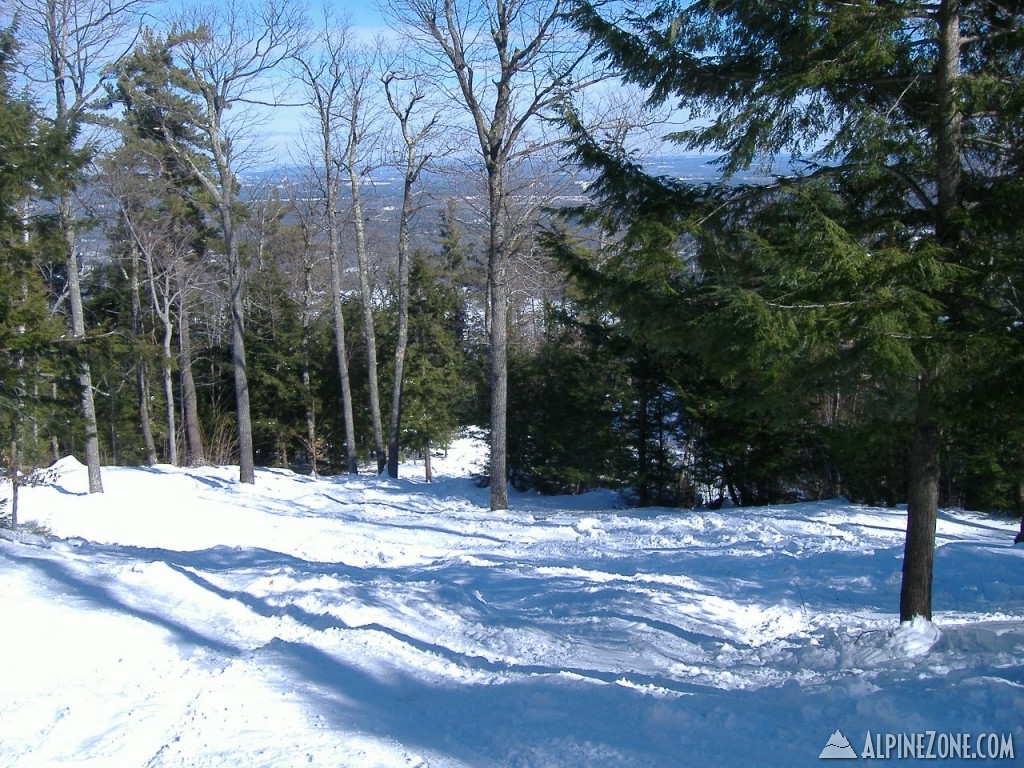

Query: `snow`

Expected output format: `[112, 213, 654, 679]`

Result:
[2, 433, 1022, 767]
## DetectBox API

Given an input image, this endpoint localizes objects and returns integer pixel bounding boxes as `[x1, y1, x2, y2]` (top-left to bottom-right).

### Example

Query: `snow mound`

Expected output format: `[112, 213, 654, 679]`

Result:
[47, 455, 87, 475]
[891, 615, 942, 658]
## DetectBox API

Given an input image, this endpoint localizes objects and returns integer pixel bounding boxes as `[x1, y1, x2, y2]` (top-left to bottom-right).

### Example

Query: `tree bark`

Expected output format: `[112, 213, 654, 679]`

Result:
[487, 164, 510, 510]
[165, 0, 304, 483]
[328, 255, 358, 475]
[6, 427, 19, 529]
[160, 325, 178, 467]
[347, 162, 386, 475]
[130, 242, 158, 465]
[897, 0, 963, 622]
[228, 242, 255, 484]
[177, 274, 205, 466]
[295, 20, 359, 474]
[136, 364, 158, 465]
[386, 176, 411, 479]
[900, 373, 941, 621]
[301, 248, 318, 476]
[383, 0, 592, 510]
[141, 225, 180, 467]
[65, 220, 104, 493]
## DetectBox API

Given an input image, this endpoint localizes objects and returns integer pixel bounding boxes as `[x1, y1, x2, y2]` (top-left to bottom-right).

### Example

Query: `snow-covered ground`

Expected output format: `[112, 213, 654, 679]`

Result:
[2, 434, 1022, 767]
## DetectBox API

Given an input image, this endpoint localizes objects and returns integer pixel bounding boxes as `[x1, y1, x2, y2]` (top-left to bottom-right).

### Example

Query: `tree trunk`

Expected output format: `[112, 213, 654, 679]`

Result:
[424, 439, 432, 483]
[488, 170, 510, 510]
[136, 364, 158, 465]
[301, 258, 318, 476]
[1015, 475, 1024, 545]
[896, 0, 963, 620]
[636, 382, 650, 507]
[230, 253, 255, 484]
[6, 427, 18, 529]
[900, 373, 941, 622]
[303, 366, 318, 475]
[130, 242, 158, 465]
[66, 221, 103, 493]
[327, 202, 359, 474]
[177, 282, 205, 466]
[387, 164, 415, 480]
[161, 327, 178, 467]
[348, 164, 386, 474]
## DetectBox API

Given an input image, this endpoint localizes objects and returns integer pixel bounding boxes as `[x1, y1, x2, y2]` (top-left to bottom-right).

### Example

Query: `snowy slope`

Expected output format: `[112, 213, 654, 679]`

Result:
[1, 436, 1022, 767]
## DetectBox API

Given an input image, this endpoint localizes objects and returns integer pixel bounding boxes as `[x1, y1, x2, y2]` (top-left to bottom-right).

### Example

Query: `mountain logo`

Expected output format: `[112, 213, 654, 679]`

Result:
[820, 730, 858, 760]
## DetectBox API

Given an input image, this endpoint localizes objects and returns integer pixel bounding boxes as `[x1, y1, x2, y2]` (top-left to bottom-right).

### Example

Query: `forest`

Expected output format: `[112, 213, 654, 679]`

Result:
[2, 0, 1023, 604]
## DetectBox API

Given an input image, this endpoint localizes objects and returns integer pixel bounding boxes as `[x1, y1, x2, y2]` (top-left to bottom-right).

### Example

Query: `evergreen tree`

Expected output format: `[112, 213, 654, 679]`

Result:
[379, 254, 467, 481]
[569, 0, 1024, 620]
[0, 27, 71, 525]
[245, 217, 324, 470]
[507, 310, 635, 497]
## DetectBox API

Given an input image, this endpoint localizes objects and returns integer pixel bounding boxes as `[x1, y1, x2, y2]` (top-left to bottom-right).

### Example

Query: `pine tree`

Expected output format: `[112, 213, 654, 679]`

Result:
[0, 27, 69, 525]
[379, 254, 467, 481]
[569, 0, 1024, 620]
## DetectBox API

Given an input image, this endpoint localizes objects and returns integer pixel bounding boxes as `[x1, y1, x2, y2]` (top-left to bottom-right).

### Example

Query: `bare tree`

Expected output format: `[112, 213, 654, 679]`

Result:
[382, 64, 444, 479]
[383, 0, 604, 509]
[338, 42, 389, 474]
[152, 0, 307, 484]
[292, 11, 359, 473]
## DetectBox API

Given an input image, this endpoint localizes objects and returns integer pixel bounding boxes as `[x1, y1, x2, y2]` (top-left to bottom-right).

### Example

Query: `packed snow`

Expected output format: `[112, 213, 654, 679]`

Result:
[2, 433, 1022, 767]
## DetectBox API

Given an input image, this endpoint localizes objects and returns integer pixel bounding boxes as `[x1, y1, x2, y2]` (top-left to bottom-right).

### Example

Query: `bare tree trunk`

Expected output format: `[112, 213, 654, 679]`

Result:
[24, 0, 151, 494]
[301, 250, 318, 476]
[303, 367, 318, 474]
[1016, 450, 1024, 544]
[329, 249, 358, 474]
[386, 208, 410, 480]
[177, 277, 205, 465]
[136, 365, 157, 465]
[424, 439, 432, 483]
[163, 0, 305, 484]
[65, 221, 104, 493]
[6, 426, 19, 529]
[383, 0, 598, 509]
[141, 229, 180, 467]
[487, 165, 510, 509]
[347, 163, 386, 474]
[228, 244, 255, 483]
[9, 471, 18, 529]
[130, 243, 158, 465]
[160, 325, 178, 467]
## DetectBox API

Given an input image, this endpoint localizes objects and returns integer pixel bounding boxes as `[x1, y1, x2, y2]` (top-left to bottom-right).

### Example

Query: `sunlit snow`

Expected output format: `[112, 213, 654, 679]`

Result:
[2, 434, 1021, 766]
